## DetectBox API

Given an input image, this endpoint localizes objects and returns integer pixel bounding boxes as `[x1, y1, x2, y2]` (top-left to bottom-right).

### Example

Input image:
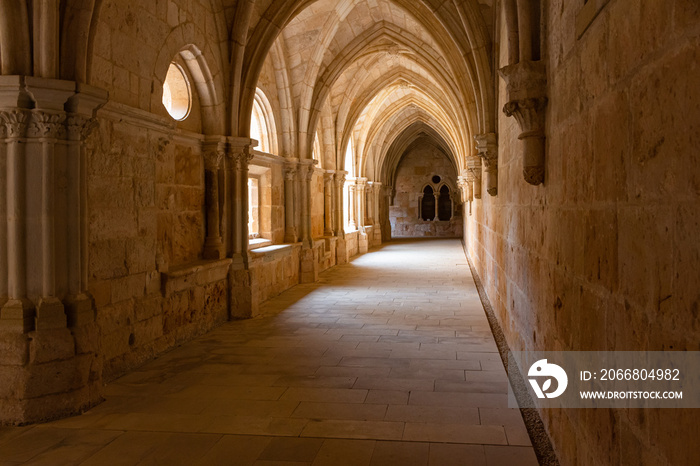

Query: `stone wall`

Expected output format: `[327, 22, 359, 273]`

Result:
[391, 140, 463, 238]
[466, 1, 700, 465]
[250, 245, 302, 309]
[86, 108, 223, 379]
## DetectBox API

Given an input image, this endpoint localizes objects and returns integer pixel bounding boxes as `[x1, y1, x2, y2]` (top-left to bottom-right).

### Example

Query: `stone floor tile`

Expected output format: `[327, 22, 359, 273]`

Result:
[384, 405, 479, 425]
[279, 388, 368, 403]
[369, 441, 430, 466]
[311, 439, 376, 466]
[364, 390, 410, 405]
[200, 416, 309, 437]
[3, 429, 122, 466]
[195, 435, 272, 466]
[258, 437, 324, 462]
[78, 431, 176, 466]
[483, 445, 539, 466]
[301, 420, 405, 441]
[292, 402, 388, 421]
[403, 423, 508, 445]
[409, 391, 508, 409]
[434, 380, 509, 394]
[353, 376, 435, 392]
[428, 444, 487, 466]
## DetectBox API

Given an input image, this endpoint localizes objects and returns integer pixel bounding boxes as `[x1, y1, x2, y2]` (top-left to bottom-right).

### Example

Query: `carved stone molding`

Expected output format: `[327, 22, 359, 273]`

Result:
[29, 111, 66, 139]
[334, 173, 346, 188]
[475, 133, 498, 196]
[499, 60, 547, 186]
[0, 110, 29, 138]
[65, 114, 97, 142]
[202, 141, 225, 171]
[284, 165, 297, 181]
[466, 155, 482, 200]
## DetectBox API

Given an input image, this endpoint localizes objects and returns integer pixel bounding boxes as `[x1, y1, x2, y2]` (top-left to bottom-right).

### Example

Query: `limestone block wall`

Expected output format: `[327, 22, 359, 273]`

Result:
[85, 109, 222, 380]
[390, 142, 462, 238]
[466, 1, 700, 465]
[249, 245, 302, 308]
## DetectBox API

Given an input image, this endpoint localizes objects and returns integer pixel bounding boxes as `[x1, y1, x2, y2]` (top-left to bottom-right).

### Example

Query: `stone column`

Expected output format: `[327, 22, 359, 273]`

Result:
[0, 114, 6, 308]
[347, 181, 357, 231]
[333, 172, 346, 237]
[365, 183, 374, 225]
[228, 138, 254, 264]
[227, 137, 255, 319]
[284, 164, 298, 243]
[499, 61, 547, 186]
[0, 110, 33, 332]
[356, 178, 367, 229]
[32, 110, 67, 328]
[299, 161, 318, 283]
[475, 133, 498, 196]
[323, 171, 335, 236]
[356, 178, 368, 253]
[0, 78, 106, 426]
[433, 189, 440, 221]
[299, 161, 315, 248]
[202, 138, 226, 260]
[65, 83, 108, 316]
[370, 182, 382, 244]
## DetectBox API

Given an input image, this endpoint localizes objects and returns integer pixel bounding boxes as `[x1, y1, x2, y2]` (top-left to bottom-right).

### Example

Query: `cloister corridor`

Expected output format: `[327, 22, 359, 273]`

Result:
[0, 239, 537, 466]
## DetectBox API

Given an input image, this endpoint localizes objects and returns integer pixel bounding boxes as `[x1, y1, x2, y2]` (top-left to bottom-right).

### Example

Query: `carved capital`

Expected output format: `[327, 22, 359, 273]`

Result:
[334, 173, 346, 187]
[475, 133, 498, 165]
[503, 98, 547, 138]
[475, 133, 498, 196]
[29, 111, 66, 139]
[284, 166, 297, 182]
[202, 141, 225, 171]
[0, 110, 29, 138]
[65, 114, 98, 141]
[301, 164, 315, 182]
[323, 172, 335, 187]
[499, 60, 547, 187]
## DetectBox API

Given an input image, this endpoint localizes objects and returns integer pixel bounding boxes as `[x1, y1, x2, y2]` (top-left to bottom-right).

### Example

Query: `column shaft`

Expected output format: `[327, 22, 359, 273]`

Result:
[323, 172, 334, 236]
[284, 166, 297, 243]
[203, 140, 225, 260]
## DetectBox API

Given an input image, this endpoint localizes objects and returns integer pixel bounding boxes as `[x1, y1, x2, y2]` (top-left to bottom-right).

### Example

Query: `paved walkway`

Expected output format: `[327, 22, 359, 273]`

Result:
[0, 239, 538, 465]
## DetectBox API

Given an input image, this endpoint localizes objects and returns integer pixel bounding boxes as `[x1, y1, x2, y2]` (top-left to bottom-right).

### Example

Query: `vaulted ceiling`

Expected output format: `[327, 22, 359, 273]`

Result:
[245, 0, 496, 184]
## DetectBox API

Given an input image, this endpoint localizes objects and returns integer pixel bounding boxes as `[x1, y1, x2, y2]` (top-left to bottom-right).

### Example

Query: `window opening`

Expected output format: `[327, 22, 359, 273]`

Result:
[438, 185, 452, 221]
[421, 186, 436, 221]
[162, 63, 191, 120]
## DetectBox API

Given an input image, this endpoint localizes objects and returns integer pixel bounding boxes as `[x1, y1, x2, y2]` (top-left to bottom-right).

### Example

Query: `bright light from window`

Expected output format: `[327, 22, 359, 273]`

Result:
[248, 177, 260, 238]
[162, 63, 191, 121]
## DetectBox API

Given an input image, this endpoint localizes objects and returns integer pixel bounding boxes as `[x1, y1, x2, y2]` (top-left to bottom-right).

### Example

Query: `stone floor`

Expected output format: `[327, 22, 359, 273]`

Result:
[0, 239, 539, 465]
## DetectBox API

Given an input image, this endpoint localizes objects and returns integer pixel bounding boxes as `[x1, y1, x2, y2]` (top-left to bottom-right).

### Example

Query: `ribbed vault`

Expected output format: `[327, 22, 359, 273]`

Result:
[241, 0, 494, 187]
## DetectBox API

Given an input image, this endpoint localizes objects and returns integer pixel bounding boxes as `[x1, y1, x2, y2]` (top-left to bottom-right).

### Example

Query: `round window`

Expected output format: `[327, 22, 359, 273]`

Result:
[432, 175, 441, 184]
[162, 63, 191, 120]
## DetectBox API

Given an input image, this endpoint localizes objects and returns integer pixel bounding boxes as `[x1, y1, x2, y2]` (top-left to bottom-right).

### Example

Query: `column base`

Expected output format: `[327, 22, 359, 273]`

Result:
[36, 298, 66, 330]
[336, 238, 349, 265]
[229, 267, 255, 319]
[203, 237, 225, 260]
[359, 231, 369, 254]
[300, 247, 318, 284]
[0, 295, 103, 426]
[0, 299, 35, 334]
